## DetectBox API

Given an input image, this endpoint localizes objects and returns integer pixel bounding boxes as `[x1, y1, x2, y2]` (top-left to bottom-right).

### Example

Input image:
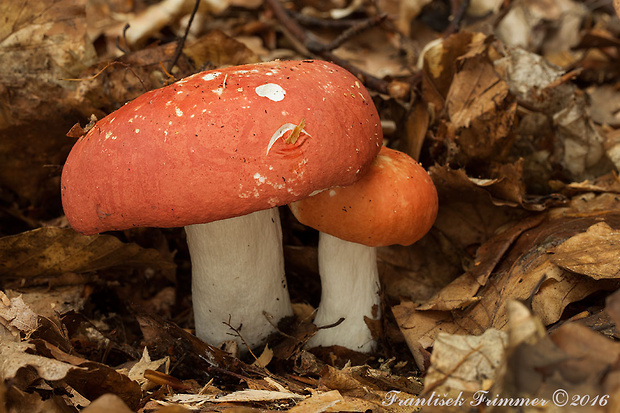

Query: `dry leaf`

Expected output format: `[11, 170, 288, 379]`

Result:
[0, 293, 38, 336]
[0, 341, 80, 381]
[184, 30, 260, 68]
[124, 347, 170, 391]
[252, 345, 274, 368]
[395, 202, 620, 370]
[80, 394, 133, 413]
[424, 329, 507, 395]
[287, 390, 344, 413]
[489, 303, 620, 413]
[167, 390, 305, 404]
[0, 227, 175, 281]
[550, 222, 620, 280]
[0, 0, 97, 205]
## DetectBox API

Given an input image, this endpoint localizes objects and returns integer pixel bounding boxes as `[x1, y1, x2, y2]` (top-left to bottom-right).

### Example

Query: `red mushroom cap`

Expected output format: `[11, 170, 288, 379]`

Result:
[61, 60, 382, 234]
[289, 147, 438, 247]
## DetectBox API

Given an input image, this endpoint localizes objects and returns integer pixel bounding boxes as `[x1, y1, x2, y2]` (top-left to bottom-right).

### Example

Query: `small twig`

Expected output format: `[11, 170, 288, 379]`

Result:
[61, 61, 148, 92]
[167, 0, 201, 74]
[223, 317, 259, 361]
[444, 0, 471, 37]
[116, 23, 131, 54]
[263, 310, 297, 340]
[317, 317, 345, 330]
[314, 14, 388, 52]
[264, 0, 390, 94]
[287, 11, 367, 29]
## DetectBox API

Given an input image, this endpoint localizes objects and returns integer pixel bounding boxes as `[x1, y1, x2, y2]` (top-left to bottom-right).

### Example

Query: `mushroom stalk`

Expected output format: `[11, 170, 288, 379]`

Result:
[307, 231, 380, 352]
[185, 207, 293, 349]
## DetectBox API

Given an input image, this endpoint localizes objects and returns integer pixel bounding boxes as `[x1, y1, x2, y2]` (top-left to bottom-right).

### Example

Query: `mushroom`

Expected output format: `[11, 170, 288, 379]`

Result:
[61, 60, 383, 350]
[289, 147, 438, 352]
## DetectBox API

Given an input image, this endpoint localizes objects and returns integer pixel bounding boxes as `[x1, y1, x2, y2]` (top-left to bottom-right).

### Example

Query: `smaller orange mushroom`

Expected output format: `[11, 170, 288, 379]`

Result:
[289, 147, 438, 352]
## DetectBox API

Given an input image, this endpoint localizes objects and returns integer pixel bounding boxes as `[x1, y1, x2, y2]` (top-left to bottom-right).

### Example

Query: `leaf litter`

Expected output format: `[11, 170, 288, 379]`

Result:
[2, 0, 620, 411]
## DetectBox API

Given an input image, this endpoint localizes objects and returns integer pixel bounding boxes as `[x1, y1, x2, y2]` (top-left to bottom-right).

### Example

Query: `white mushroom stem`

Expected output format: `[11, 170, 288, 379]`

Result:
[185, 207, 293, 350]
[307, 232, 381, 352]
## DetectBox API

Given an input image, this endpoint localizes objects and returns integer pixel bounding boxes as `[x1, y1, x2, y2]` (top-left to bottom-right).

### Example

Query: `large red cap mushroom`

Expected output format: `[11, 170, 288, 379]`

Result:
[289, 147, 438, 352]
[61, 60, 382, 350]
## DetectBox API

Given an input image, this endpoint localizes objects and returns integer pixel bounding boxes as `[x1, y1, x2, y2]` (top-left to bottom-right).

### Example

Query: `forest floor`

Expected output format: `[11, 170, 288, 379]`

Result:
[1, 0, 620, 411]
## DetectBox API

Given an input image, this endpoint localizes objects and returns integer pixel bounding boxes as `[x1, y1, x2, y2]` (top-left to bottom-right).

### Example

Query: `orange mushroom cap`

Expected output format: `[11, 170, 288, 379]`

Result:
[61, 60, 382, 235]
[289, 147, 438, 247]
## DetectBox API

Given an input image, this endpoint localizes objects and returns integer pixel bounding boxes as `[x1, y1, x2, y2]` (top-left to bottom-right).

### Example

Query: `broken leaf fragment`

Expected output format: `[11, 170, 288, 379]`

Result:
[285, 118, 306, 145]
[550, 222, 620, 280]
[266, 120, 311, 155]
[424, 328, 507, 395]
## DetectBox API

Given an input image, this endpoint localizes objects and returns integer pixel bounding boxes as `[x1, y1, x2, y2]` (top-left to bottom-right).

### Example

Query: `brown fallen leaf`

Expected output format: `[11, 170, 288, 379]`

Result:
[424, 329, 507, 395]
[550, 222, 620, 280]
[80, 394, 133, 413]
[489, 303, 620, 413]
[0, 292, 38, 337]
[0, 227, 175, 282]
[183, 30, 260, 68]
[287, 390, 344, 413]
[0, 341, 80, 382]
[0, 0, 97, 207]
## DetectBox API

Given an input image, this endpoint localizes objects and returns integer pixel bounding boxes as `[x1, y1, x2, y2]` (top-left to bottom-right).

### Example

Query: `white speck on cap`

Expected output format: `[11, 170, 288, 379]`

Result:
[202, 72, 221, 81]
[255, 83, 286, 102]
[175, 107, 183, 117]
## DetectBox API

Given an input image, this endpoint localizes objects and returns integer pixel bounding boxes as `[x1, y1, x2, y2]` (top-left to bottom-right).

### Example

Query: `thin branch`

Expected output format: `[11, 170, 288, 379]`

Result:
[223, 317, 260, 361]
[314, 14, 387, 52]
[264, 0, 390, 94]
[116, 23, 131, 54]
[61, 61, 148, 92]
[287, 11, 368, 29]
[316, 317, 345, 330]
[167, 0, 201, 74]
[444, 0, 471, 37]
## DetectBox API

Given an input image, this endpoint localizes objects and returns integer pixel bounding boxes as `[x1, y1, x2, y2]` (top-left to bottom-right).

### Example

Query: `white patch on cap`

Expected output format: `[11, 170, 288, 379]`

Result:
[175, 107, 183, 117]
[202, 72, 221, 81]
[255, 83, 286, 102]
[253, 172, 267, 183]
[329, 189, 337, 197]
